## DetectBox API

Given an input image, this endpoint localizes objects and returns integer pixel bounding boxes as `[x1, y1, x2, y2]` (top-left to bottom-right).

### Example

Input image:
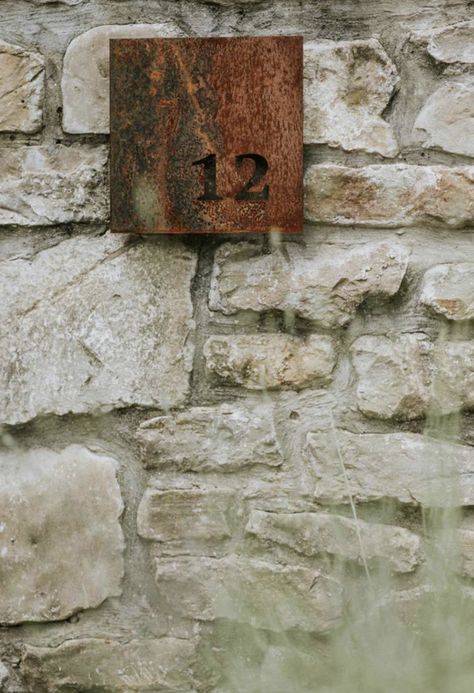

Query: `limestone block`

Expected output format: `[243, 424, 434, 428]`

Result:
[210, 241, 409, 328]
[351, 334, 432, 420]
[412, 21, 474, 65]
[432, 341, 474, 415]
[0, 39, 44, 133]
[62, 24, 181, 133]
[22, 637, 197, 692]
[305, 164, 474, 228]
[246, 510, 421, 573]
[305, 430, 474, 507]
[0, 146, 107, 226]
[420, 263, 474, 320]
[155, 556, 342, 633]
[204, 334, 336, 390]
[137, 486, 234, 544]
[414, 83, 474, 157]
[0, 445, 124, 625]
[0, 233, 196, 424]
[304, 39, 399, 156]
[136, 403, 283, 472]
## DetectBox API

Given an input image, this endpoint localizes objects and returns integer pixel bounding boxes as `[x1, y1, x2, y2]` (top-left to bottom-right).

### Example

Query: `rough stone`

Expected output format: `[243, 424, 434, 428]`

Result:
[155, 556, 342, 633]
[22, 637, 197, 692]
[0, 662, 8, 687]
[246, 510, 421, 573]
[0, 233, 196, 425]
[414, 83, 474, 157]
[137, 487, 234, 546]
[62, 24, 181, 133]
[204, 335, 336, 390]
[0, 445, 124, 625]
[420, 263, 474, 320]
[351, 334, 431, 420]
[412, 21, 474, 65]
[459, 529, 474, 578]
[305, 164, 474, 228]
[304, 39, 399, 156]
[0, 146, 107, 226]
[305, 430, 474, 507]
[136, 403, 283, 472]
[0, 39, 44, 133]
[432, 341, 474, 415]
[210, 241, 409, 328]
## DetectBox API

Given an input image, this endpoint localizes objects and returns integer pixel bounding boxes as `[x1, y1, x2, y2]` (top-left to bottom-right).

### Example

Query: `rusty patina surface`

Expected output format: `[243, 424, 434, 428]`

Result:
[110, 36, 303, 234]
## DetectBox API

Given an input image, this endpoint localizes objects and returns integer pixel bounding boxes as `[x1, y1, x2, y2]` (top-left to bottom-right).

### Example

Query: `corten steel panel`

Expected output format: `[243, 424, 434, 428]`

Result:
[110, 36, 303, 234]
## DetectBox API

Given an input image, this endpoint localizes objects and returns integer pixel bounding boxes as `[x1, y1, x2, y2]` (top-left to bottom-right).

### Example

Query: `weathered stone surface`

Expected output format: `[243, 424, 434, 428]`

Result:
[420, 263, 474, 320]
[22, 637, 197, 692]
[136, 403, 283, 472]
[0, 662, 8, 687]
[246, 510, 421, 573]
[0, 39, 44, 133]
[414, 83, 474, 157]
[62, 24, 180, 133]
[304, 39, 399, 156]
[204, 335, 336, 390]
[351, 334, 431, 420]
[0, 233, 196, 425]
[460, 529, 474, 578]
[0, 445, 124, 625]
[305, 430, 474, 506]
[432, 341, 474, 415]
[305, 164, 474, 228]
[412, 21, 474, 65]
[210, 241, 409, 328]
[155, 556, 342, 633]
[137, 487, 234, 545]
[0, 146, 107, 226]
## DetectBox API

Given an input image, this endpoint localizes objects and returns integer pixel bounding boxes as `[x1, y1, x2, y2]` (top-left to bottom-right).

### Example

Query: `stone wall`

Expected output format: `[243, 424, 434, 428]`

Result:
[0, 1, 473, 691]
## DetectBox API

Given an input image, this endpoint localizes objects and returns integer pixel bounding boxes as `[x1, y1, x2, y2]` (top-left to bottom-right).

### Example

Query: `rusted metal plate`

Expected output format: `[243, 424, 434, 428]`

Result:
[110, 36, 303, 234]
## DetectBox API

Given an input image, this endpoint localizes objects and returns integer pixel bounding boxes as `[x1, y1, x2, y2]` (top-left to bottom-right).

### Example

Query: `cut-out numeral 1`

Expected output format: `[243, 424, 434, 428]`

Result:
[192, 152, 269, 201]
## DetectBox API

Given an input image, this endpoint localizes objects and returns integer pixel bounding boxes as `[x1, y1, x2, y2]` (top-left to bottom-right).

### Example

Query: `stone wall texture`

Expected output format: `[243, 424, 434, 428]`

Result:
[0, 1, 473, 691]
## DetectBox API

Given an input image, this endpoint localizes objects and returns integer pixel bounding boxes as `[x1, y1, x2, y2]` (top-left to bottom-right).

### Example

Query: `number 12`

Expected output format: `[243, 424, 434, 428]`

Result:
[192, 153, 269, 201]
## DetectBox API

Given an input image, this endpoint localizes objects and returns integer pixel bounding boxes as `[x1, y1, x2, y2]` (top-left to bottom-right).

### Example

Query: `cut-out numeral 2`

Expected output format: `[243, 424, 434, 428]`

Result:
[192, 153, 269, 201]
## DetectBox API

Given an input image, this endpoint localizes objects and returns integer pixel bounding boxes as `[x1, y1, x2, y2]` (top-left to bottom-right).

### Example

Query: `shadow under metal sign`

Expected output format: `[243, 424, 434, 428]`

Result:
[110, 36, 303, 234]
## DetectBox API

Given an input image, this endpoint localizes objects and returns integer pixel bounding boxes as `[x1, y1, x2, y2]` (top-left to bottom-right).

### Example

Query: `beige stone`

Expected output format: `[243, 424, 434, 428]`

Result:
[0, 39, 44, 133]
[414, 83, 474, 157]
[351, 334, 431, 420]
[155, 556, 342, 633]
[0, 445, 124, 625]
[62, 24, 181, 133]
[305, 164, 474, 228]
[304, 39, 399, 156]
[432, 341, 474, 415]
[305, 430, 474, 507]
[22, 637, 197, 692]
[137, 486, 234, 545]
[204, 334, 336, 390]
[0, 233, 196, 424]
[210, 241, 409, 328]
[412, 21, 474, 65]
[0, 146, 107, 226]
[246, 510, 421, 573]
[420, 263, 474, 320]
[137, 403, 283, 472]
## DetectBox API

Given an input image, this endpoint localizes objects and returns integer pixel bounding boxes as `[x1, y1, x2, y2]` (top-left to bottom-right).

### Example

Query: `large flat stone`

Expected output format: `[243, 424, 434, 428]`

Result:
[305, 430, 474, 507]
[420, 263, 474, 320]
[0, 233, 196, 424]
[155, 556, 342, 633]
[210, 241, 409, 328]
[62, 24, 181, 133]
[22, 637, 197, 692]
[0, 39, 44, 133]
[0, 146, 107, 226]
[136, 403, 283, 472]
[246, 510, 421, 573]
[305, 164, 474, 228]
[412, 21, 474, 65]
[0, 445, 124, 625]
[414, 83, 474, 157]
[204, 334, 336, 390]
[304, 39, 399, 156]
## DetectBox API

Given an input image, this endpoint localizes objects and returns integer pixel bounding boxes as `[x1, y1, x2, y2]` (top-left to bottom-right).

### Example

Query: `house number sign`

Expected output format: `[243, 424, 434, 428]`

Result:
[110, 36, 303, 234]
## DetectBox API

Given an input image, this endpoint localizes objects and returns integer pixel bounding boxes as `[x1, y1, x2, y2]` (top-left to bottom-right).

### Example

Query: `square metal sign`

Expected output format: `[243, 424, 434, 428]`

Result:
[110, 36, 303, 234]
